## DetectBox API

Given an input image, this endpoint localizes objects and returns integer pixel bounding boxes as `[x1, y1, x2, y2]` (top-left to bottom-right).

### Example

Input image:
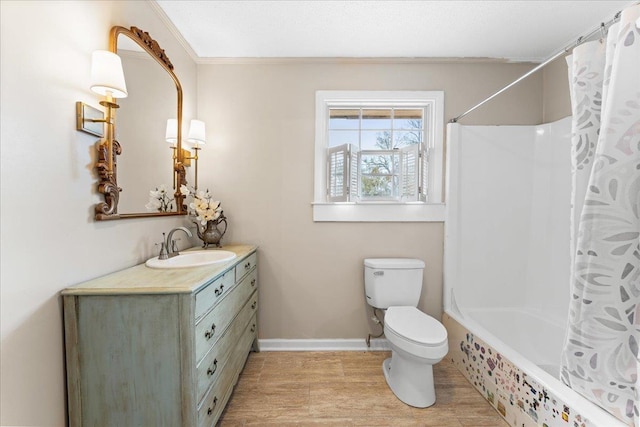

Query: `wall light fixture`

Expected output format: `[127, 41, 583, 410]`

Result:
[184, 119, 206, 190]
[165, 118, 192, 189]
[165, 118, 206, 189]
[76, 50, 128, 178]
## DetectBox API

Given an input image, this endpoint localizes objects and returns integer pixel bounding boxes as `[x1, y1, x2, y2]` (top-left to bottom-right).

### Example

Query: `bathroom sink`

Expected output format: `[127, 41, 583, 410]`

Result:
[145, 250, 237, 269]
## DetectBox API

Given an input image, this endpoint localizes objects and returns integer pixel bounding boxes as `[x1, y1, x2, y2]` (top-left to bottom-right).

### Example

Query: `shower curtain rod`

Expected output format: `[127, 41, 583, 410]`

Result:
[449, 10, 623, 123]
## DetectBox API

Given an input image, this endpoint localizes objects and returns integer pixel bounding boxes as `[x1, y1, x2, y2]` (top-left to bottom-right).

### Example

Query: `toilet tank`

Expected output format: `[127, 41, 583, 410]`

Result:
[364, 258, 425, 309]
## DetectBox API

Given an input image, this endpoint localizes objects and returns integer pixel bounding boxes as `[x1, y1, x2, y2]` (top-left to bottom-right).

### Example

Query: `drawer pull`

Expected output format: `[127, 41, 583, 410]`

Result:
[244, 261, 251, 270]
[207, 397, 218, 416]
[251, 278, 256, 287]
[204, 323, 216, 340]
[207, 359, 218, 376]
[251, 301, 257, 310]
[214, 284, 224, 297]
[251, 324, 256, 333]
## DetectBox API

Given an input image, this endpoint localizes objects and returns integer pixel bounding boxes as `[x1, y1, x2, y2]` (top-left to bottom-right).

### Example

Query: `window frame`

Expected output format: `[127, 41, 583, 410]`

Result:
[313, 90, 445, 222]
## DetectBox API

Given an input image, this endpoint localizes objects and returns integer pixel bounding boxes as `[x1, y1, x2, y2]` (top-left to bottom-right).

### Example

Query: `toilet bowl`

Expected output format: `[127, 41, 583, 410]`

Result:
[363, 258, 448, 407]
[382, 306, 448, 408]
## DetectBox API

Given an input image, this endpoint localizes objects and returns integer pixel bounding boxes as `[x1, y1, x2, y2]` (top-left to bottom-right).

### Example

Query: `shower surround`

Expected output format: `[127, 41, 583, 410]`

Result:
[443, 118, 629, 427]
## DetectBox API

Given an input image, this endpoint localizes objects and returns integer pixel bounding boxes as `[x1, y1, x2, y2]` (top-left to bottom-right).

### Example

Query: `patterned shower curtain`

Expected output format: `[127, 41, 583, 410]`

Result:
[561, 4, 640, 427]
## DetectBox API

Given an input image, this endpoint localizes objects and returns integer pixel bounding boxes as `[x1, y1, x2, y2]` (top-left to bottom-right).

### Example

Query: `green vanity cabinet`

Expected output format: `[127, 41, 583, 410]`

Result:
[62, 245, 258, 427]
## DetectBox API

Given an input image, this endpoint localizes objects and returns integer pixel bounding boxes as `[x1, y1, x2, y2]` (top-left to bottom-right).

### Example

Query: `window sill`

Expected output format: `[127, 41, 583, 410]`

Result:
[312, 202, 445, 222]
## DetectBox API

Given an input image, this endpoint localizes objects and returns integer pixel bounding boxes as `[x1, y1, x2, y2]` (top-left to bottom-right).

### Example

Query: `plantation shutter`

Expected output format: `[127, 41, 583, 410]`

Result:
[327, 144, 351, 202]
[399, 144, 419, 201]
[349, 145, 360, 202]
[399, 143, 429, 202]
[419, 143, 429, 201]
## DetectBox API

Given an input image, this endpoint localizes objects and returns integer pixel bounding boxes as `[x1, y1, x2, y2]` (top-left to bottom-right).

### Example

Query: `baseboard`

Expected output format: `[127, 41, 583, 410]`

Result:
[258, 338, 390, 352]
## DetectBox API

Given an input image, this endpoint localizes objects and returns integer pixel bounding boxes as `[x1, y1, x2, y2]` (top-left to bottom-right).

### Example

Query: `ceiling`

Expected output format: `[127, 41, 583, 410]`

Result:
[154, 0, 633, 62]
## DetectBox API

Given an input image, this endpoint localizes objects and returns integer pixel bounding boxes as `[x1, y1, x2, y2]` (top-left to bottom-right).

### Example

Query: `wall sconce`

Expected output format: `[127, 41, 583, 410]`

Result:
[165, 119, 192, 190]
[185, 119, 206, 190]
[76, 50, 128, 177]
[165, 118, 178, 145]
[164, 118, 206, 189]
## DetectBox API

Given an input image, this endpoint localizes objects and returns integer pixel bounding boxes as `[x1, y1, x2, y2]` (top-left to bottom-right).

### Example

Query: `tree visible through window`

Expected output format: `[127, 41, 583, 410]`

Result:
[327, 107, 427, 202]
[314, 91, 444, 221]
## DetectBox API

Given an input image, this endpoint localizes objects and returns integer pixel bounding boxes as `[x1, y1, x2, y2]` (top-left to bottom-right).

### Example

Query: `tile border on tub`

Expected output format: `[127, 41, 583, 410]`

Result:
[443, 313, 593, 427]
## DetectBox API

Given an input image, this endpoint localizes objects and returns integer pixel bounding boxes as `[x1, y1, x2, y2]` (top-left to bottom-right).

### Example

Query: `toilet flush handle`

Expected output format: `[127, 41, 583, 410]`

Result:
[374, 271, 384, 276]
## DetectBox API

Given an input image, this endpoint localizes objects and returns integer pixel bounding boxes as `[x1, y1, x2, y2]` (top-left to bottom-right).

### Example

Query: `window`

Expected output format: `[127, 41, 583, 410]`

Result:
[314, 91, 445, 222]
[327, 107, 426, 202]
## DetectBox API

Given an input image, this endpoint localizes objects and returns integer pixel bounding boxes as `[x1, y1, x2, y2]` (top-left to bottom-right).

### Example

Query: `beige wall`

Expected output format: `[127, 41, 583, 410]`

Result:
[0, 2, 576, 424]
[543, 55, 572, 122]
[196, 61, 543, 340]
[0, 1, 198, 425]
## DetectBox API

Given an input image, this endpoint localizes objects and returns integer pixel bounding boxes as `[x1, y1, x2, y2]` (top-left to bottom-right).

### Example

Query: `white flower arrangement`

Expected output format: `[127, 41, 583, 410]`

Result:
[180, 185, 223, 225]
[145, 184, 175, 212]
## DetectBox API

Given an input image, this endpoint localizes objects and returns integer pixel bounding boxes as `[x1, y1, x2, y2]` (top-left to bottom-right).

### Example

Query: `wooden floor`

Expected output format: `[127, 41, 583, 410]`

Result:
[217, 351, 509, 426]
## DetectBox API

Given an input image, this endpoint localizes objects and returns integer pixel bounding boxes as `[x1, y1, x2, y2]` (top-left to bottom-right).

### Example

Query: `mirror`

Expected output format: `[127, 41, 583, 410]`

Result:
[94, 26, 187, 220]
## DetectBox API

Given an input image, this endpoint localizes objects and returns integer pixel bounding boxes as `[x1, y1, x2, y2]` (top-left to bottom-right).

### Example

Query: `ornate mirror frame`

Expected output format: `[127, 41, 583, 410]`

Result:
[95, 26, 187, 220]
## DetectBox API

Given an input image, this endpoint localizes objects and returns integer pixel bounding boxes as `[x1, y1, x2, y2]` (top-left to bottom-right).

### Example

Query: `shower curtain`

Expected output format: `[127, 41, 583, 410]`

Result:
[561, 4, 640, 427]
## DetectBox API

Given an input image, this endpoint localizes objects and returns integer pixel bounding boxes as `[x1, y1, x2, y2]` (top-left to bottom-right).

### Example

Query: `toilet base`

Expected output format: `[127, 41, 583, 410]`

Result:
[382, 353, 436, 408]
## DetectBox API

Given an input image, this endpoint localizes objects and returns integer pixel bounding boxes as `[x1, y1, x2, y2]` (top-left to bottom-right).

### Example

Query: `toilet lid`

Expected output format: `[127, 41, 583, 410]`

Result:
[364, 258, 425, 269]
[385, 307, 447, 346]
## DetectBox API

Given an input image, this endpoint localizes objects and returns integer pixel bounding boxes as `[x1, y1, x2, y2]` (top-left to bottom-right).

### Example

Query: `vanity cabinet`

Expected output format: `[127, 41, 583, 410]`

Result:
[62, 245, 258, 427]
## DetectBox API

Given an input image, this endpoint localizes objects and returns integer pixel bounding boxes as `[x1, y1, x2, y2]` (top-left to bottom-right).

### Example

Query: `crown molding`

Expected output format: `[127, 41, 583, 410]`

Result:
[195, 56, 538, 66]
[147, 0, 199, 63]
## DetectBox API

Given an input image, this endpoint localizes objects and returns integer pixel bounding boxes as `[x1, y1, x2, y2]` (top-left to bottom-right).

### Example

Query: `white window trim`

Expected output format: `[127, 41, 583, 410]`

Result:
[313, 90, 445, 222]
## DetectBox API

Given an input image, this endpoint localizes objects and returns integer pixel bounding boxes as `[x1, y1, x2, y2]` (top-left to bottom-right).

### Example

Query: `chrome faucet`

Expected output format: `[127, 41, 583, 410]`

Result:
[162, 226, 193, 259]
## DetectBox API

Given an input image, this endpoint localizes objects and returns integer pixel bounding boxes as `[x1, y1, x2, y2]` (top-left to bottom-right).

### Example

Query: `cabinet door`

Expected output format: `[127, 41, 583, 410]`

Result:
[71, 294, 183, 427]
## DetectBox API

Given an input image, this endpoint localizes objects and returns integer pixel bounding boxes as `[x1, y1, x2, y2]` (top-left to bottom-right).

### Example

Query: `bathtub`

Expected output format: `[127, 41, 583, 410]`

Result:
[443, 120, 629, 427]
[462, 308, 565, 379]
[443, 307, 627, 427]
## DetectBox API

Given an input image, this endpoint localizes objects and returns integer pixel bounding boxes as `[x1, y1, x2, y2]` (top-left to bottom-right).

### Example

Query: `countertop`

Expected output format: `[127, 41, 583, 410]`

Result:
[61, 244, 257, 296]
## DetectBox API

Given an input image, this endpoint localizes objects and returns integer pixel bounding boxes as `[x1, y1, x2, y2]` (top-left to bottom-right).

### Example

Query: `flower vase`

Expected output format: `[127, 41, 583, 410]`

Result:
[195, 213, 228, 249]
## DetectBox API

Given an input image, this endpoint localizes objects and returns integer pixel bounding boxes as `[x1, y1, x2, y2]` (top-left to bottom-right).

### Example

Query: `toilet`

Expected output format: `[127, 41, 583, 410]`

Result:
[364, 258, 448, 408]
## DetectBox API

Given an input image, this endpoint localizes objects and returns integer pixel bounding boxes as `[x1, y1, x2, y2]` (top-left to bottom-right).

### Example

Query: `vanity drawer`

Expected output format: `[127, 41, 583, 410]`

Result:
[198, 313, 257, 427]
[196, 289, 258, 403]
[235, 252, 257, 282]
[195, 268, 257, 363]
[194, 269, 235, 320]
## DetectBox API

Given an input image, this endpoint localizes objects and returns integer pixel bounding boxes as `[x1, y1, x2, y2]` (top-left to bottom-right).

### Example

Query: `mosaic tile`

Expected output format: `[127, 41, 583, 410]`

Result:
[443, 314, 595, 427]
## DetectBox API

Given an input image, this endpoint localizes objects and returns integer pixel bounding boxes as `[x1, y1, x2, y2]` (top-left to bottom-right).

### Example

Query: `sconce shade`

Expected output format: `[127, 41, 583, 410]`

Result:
[165, 119, 178, 145]
[187, 120, 206, 145]
[90, 50, 128, 98]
